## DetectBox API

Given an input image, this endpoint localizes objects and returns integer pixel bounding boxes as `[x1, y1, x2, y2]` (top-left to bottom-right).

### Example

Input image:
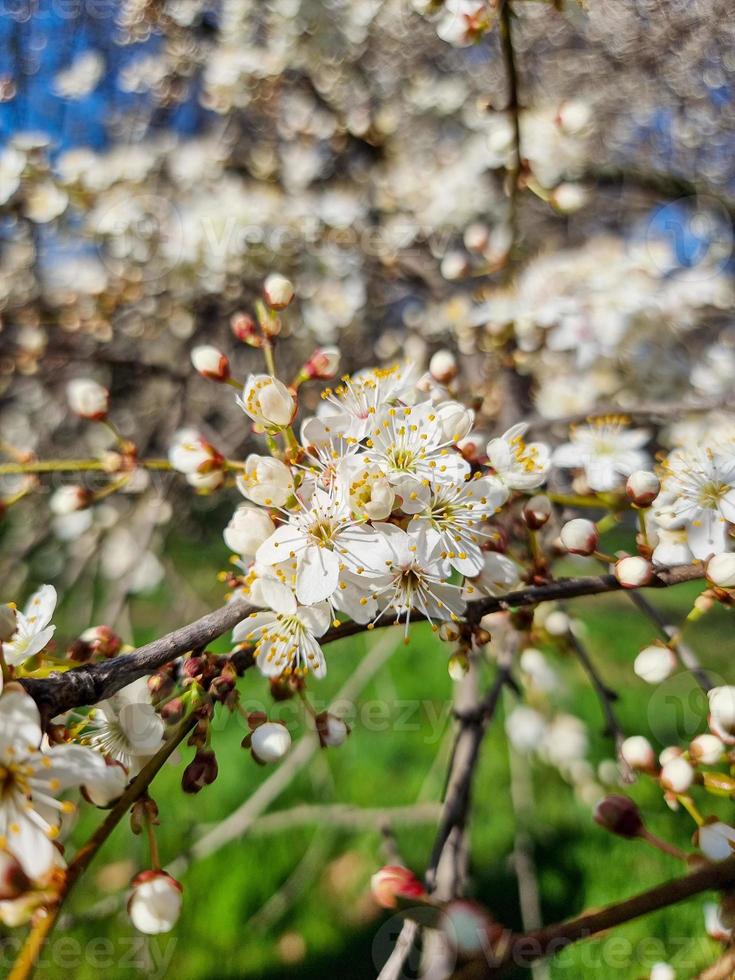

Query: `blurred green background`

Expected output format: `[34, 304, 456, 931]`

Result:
[8, 513, 733, 980]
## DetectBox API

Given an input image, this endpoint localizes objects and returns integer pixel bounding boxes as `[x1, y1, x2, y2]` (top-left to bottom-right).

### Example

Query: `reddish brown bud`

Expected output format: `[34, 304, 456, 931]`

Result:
[161, 698, 185, 724]
[182, 749, 218, 794]
[594, 795, 644, 839]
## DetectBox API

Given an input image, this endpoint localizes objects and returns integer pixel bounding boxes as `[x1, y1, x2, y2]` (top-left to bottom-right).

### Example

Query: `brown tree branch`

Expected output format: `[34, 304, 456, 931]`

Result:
[19, 563, 705, 719]
[451, 855, 735, 978]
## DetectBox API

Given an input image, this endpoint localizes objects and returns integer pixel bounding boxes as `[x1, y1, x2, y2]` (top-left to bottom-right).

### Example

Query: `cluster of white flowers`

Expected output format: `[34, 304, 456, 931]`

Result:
[222, 360, 551, 679]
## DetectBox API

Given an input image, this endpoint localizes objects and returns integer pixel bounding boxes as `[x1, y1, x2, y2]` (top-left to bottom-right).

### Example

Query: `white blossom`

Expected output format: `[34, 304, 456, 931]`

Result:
[486, 424, 550, 491]
[233, 593, 331, 678]
[0, 686, 107, 878]
[3, 585, 57, 667]
[553, 419, 650, 492]
[87, 678, 165, 774]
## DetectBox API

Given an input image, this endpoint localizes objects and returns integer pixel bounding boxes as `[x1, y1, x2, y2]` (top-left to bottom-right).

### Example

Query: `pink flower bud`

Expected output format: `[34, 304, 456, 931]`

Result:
[626, 470, 660, 507]
[614, 556, 653, 589]
[560, 518, 599, 556]
[660, 756, 694, 794]
[191, 345, 230, 381]
[706, 553, 735, 589]
[633, 644, 677, 684]
[230, 312, 257, 343]
[429, 350, 458, 384]
[620, 735, 656, 772]
[304, 347, 340, 380]
[370, 866, 426, 909]
[523, 494, 552, 529]
[594, 795, 644, 838]
[66, 378, 109, 420]
[263, 273, 294, 310]
[128, 871, 183, 934]
[79, 625, 122, 658]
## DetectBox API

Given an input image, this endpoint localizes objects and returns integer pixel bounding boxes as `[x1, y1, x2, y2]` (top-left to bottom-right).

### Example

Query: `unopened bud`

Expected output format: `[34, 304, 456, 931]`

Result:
[148, 667, 175, 700]
[49, 485, 91, 515]
[315, 712, 350, 748]
[620, 735, 656, 772]
[250, 722, 291, 764]
[370, 865, 426, 909]
[633, 644, 677, 685]
[523, 494, 552, 529]
[706, 553, 735, 589]
[66, 378, 109, 420]
[560, 518, 599, 556]
[690, 733, 724, 765]
[239, 374, 296, 429]
[626, 470, 660, 507]
[128, 871, 182, 935]
[160, 698, 185, 724]
[659, 745, 683, 767]
[440, 251, 468, 281]
[263, 273, 294, 310]
[79, 625, 122, 658]
[708, 686, 735, 739]
[191, 345, 230, 382]
[182, 749, 218, 793]
[544, 610, 570, 637]
[448, 652, 470, 680]
[230, 312, 258, 343]
[429, 350, 458, 384]
[614, 556, 653, 589]
[442, 899, 503, 956]
[303, 347, 340, 380]
[463, 223, 490, 253]
[660, 756, 694, 794]
[594, 795, 644, 838]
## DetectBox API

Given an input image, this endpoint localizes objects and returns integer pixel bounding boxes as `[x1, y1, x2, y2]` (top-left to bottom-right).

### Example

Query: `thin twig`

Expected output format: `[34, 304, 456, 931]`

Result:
[565, 625, 632, 779]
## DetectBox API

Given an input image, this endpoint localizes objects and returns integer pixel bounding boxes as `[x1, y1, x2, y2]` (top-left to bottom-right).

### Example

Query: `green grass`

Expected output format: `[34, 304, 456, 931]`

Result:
[9, 522, 735, 980]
